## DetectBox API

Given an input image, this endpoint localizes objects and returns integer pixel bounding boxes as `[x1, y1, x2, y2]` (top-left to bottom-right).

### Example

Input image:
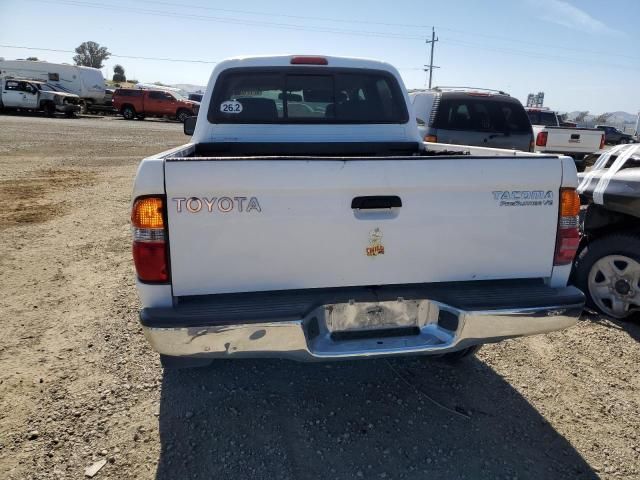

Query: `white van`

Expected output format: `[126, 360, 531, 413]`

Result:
[0, 59, 106, 106]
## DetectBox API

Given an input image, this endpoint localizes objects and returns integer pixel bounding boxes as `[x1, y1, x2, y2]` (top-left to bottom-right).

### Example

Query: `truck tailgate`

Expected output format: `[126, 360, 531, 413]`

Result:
[165, 157, 561, 296]
[546, 128, 602, 154]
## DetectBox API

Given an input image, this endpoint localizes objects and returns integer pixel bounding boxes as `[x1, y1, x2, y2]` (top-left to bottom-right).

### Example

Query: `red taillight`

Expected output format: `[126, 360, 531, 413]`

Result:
[133, 242, 168, 282]
[599, 134, 605, 150]
[290, 56, 328, 65]
[132, 196, 169, 282]
[536, 131, 548, 147]
[554, 188, 580, 266]
[424, 134, 437, 143]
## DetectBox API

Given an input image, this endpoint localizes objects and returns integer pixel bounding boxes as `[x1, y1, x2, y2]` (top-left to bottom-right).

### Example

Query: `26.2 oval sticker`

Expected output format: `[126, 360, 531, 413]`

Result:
[220, 100, 243, 114]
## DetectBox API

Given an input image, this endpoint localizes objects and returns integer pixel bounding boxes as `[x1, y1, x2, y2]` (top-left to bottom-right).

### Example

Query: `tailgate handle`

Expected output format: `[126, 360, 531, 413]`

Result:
[571, 134, 580, 140]
[351, 196, 402, 210]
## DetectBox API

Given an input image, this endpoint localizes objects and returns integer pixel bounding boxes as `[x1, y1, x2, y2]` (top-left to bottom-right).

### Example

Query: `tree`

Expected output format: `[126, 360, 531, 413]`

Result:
[574, 111, 590, 123]
[73, 41, 111, 69]
[594, 112, 613, 124]
[557, 113, 568, 123]
[112, 64, 126, 82]
[26, 57, 39, 61]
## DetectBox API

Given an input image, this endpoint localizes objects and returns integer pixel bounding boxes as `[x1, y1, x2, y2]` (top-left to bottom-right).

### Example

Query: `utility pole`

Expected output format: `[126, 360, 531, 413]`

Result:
[424, 27, 439, 88]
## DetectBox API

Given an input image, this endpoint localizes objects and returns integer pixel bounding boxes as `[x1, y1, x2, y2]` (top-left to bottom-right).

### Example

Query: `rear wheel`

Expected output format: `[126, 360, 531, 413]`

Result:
[573, 233, 640, 319]
[619, 138, 628, 145]
[176, 109, 191, 123]
[122, 105, 136, 120]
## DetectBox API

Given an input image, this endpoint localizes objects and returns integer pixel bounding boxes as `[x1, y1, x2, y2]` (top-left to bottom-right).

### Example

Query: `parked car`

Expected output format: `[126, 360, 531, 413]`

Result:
[409, 87, 533, 151]
[188, 93, 203, 102]
[87, 88, 116, 114]
[526, 107, 604, 171]
[112, 88, 199, 122]
[573, 144, 640, 319]
[0, 59, 105, 112]
[595, 125, 635, 145]
[0, 78, 81, 117]
[131, 55, 584, 369]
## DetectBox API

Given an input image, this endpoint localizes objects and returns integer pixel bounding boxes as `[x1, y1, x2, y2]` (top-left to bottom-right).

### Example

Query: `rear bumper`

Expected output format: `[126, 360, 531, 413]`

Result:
[140, 281, 584, 362]
[538, 149, 595, 162]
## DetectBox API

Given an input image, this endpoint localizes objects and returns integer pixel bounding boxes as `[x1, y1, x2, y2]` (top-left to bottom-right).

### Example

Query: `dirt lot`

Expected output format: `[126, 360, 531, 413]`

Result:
[0, 114, 639, 480]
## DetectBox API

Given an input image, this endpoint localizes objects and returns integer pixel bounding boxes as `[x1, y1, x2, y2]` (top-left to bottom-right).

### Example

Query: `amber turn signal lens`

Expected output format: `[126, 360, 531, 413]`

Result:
[424, 134, 438, 143]
[132, 197, 164, 229]
[560, 188, 580, 217]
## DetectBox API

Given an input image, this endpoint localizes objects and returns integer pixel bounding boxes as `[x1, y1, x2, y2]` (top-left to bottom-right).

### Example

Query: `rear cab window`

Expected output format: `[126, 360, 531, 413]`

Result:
[148, 91, 173, 100]
[527, 110, 557, 127]
[116, 89, 143, 97]
[434, 95, 531, 134]
[208, 67, 408, 124]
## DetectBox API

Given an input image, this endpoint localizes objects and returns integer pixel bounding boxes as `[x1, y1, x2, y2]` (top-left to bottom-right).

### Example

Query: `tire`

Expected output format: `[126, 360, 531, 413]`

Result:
[160, 354, 213, 370]
[122, 105, 136, 120]
[438, 345, 482, 363]
[176, 109, 191, 123]
[573, 233, 640, 319]
[136, 114, 146, 120]
[619, 138, 628, 145]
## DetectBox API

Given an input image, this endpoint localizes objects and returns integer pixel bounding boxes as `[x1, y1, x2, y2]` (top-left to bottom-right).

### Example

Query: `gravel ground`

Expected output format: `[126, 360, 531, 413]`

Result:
[0, 114, 639, 480]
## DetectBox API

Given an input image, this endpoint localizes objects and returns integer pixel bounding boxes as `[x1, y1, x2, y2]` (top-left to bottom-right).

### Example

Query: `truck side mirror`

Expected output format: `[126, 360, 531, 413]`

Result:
[184, 116, 197, 136]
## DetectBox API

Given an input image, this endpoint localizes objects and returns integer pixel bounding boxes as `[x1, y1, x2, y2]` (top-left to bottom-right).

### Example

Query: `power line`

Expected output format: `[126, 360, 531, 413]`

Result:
[0, 44, 424, 71]
[27, 0, 426, 41]
[56, 0, 638, 61]
[131, 0, 435, 30]
[0, 45, 217, 64]
[441, 39, 640, 72]
[11, 0, 640, 72]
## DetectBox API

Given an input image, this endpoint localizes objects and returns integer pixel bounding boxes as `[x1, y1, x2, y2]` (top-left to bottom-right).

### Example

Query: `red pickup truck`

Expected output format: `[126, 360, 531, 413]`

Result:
[112, 88, 199, 122]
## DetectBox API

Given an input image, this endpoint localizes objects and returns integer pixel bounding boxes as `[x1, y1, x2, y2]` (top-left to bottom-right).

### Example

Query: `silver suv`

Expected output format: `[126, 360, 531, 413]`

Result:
[410, 87, 533, 151]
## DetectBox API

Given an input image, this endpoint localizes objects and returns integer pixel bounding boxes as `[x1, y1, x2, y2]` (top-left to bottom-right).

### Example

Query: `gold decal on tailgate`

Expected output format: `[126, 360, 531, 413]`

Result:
[366, 228, 385, 257]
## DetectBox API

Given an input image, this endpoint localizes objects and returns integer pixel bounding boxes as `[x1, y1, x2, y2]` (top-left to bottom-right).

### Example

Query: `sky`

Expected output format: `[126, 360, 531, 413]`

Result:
[1, 0, 638, 114]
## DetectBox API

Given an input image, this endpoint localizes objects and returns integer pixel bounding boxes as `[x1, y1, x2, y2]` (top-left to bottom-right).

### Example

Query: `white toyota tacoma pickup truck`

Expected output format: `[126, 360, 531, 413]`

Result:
[131, 55, 584, 368]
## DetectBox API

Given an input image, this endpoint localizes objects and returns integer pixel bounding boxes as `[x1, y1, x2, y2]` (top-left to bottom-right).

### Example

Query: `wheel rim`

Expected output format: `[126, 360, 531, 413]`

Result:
[124, 108, 133, 119]
[178, 111, 187, 122]
[588, 254, 640, 318]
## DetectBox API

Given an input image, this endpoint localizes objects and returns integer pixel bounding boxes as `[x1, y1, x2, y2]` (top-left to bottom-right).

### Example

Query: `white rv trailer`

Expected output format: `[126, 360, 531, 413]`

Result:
[0, 59, 106, 105]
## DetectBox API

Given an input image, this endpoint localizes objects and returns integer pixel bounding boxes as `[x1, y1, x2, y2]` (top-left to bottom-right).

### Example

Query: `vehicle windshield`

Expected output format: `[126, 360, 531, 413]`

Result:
[171, 91, 189, 101]
[210, 67, 408, 124]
